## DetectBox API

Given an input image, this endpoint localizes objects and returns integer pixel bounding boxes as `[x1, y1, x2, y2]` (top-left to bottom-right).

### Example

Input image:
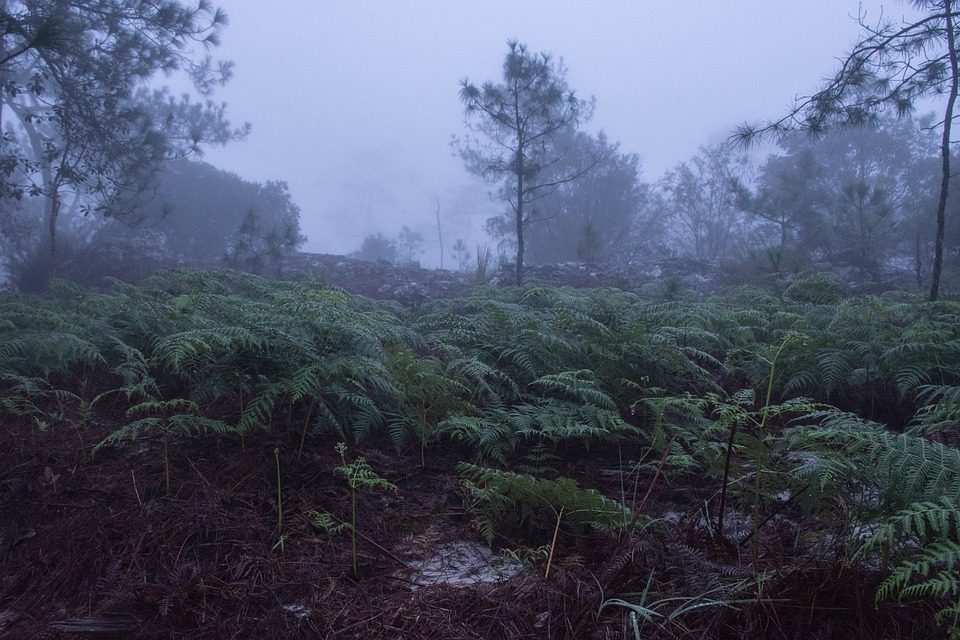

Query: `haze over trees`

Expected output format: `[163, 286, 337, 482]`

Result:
[660, 144, 750, 261]
[637, 114, 947, 287]
[4, 4, 960, 638]
[0, 158, 304, 289]
[456, 40, 595, 285]
[497, 129, 647, 265]
[352, 232, 398, 263]
[0, 8, 956, 296]
[0, 0, 248, 284]
[736, 0, 960, 300]
[743, 119, 939, 280]
[447, 36, 956, 294]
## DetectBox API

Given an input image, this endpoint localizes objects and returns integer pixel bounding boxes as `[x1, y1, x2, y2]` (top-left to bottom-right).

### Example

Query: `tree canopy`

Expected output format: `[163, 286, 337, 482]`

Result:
[660, 144, 749, 261]
[456, 40, 594, 284]
[0, 159, 303, 289]
[736, 0, 960, 300]
[0, 0, 247, 282]
[495, 130, 646, 265]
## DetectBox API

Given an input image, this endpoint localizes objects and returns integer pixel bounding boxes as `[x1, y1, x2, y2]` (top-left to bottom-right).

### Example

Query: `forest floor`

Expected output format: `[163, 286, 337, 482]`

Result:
[0, 262, 943, 640]
[0, 417, 936, 639]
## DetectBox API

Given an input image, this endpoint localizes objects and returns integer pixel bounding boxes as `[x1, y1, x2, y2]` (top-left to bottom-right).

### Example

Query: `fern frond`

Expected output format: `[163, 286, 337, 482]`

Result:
[862, 497, 960, 555]
[458, 463, 635, 543]
[875, 538, 960, 603]
[530, 370, 617, 411]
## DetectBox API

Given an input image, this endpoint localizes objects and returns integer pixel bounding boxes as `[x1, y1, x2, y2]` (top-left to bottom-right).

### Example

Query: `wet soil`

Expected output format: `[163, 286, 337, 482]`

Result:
[0, 416, 939, 639]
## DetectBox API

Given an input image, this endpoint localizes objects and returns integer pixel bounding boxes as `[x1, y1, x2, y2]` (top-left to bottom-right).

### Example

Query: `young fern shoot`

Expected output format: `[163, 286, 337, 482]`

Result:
[334, 442, 397, 578]
[95, 398, 232, 495]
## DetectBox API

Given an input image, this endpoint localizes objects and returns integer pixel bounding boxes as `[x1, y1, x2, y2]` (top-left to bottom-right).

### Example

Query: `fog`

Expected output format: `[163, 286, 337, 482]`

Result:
[193, 0, 914, 264]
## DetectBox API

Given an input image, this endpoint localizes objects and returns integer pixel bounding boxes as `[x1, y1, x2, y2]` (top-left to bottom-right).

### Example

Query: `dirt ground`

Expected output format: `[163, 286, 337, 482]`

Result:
[0, 416, 939, 639]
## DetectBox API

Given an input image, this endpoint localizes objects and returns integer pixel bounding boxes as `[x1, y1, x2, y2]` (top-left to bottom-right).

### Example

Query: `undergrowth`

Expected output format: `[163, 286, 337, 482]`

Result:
[2, 269, 959, 636]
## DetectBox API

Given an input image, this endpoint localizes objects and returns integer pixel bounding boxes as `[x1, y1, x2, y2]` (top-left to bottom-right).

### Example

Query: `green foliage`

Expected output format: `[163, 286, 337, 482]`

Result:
[308, 510, 351, 535]
[336, 442, 398, 494]
[458, 462, 634, 545]
[96, 397, 232, 494]
[783, 272, 847, 305]
[773, 295, 960, 418]
[911, 385, 960, 440]
[334, 442, 397, 577]
[631, 393, 716, 471]
[385, 346, 471, 459]
[3, 269, 960, 633]
[0, 372, 81, 433]
[861, 497, 960, 632]
[788, 404, 960, 633]
[788, 412, 960, 508]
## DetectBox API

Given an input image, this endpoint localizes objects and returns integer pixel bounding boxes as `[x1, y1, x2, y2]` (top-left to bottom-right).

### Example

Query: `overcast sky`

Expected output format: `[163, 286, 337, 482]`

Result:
[195, 1, 922, 262]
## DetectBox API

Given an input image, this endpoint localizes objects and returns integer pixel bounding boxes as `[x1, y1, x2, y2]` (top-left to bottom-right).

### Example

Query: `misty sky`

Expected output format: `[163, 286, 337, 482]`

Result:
[195, 1, 922, 263]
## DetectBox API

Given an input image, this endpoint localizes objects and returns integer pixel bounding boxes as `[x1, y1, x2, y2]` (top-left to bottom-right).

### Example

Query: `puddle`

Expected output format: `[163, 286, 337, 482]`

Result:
[402, 541, 524, 589]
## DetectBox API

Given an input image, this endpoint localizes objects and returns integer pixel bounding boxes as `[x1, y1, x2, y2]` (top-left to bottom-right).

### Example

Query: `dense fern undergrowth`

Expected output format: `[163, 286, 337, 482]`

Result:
[3, 269, 960, 637]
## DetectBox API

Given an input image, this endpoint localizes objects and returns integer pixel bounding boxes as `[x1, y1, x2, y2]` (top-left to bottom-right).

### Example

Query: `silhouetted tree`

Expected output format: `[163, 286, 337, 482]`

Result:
[353, 232, 397, 263]
[661, 144, 750, 260]
[149, 162, 302, 263]
[456, 40, 594, 284]
[736, 146, 829, 273]
[224, 205, 304, 275]
[0, 0, 247, 283]
[517, 130, 646, 265]
[397, 225, 423, 264]
[0, 160, 303, 289]
[737, 116, 941, 280]
[737, 0, 960, 299]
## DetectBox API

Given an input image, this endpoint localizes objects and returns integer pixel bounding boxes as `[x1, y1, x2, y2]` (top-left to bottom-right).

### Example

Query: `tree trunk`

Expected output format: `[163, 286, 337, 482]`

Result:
[515, 201, 525, 286]
[435, 198, 444, 270]
[915, 232, 924, 289]
[47, 187, 62, 281]
[931, 0, 958, 301]
[769, 219, 789, 276]
[7, 98, 61, 286]
[515, 151, 525, 286]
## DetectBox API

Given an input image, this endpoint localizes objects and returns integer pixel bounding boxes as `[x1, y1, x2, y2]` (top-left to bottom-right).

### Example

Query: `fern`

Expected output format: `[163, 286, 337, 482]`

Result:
[458, 462, 635, 544]
[0, 331, 105, 376]
[308, 510, 351, 535]
[863, 498, 960, 558]
[787, 410, 960, 507]
[783, 272, 847, 304]
[859, 498, 960, 631]
[911, 385, 960, 439]
[438, 413, 519, 465]
[334, 442, 397, 576]
[385, 347, 471, 456]
[445, 355, 520, 406]
[96, 397, 233, 494]
[631, 393, 719, 468]
[0, 373, 81, 424]
[790, 407, 960, 632]
[530, 370, 617, 411]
